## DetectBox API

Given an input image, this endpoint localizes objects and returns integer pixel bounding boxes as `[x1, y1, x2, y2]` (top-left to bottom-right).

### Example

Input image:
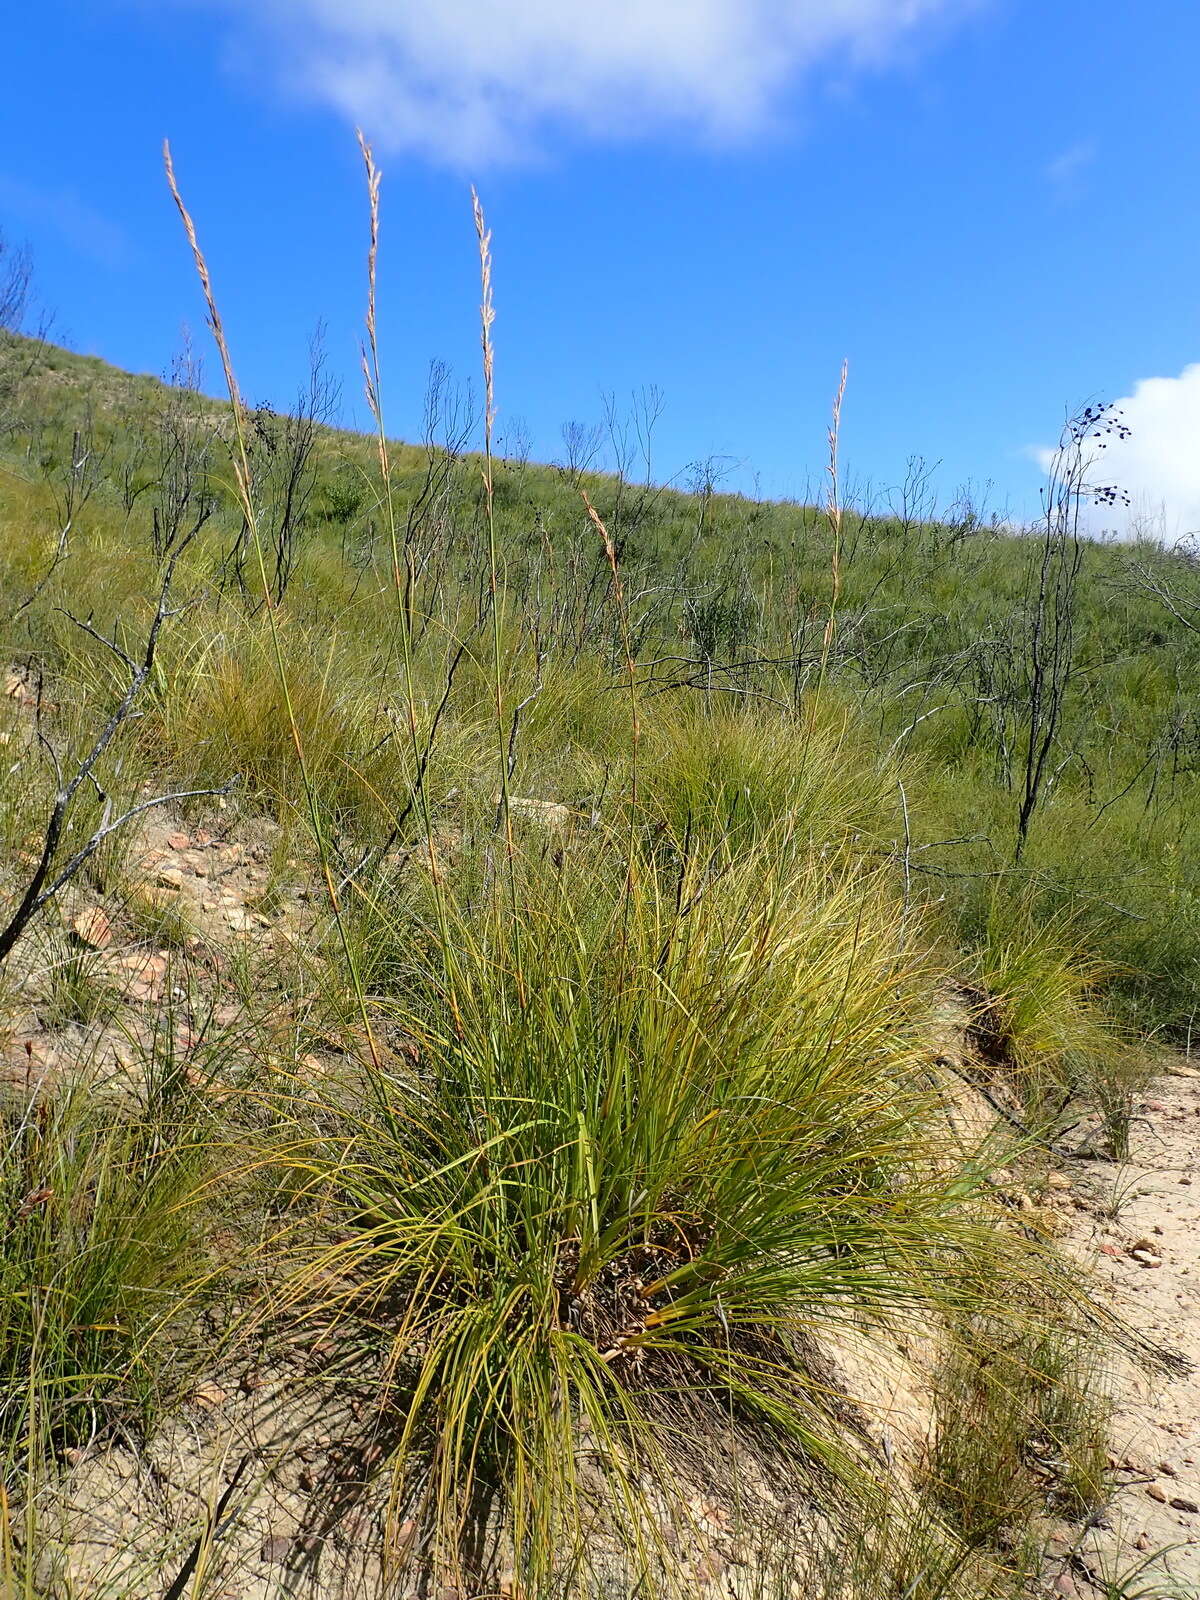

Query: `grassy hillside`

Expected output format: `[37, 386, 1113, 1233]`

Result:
[0, 288, 1194, 1597]
[5, 328, 1199, 1036]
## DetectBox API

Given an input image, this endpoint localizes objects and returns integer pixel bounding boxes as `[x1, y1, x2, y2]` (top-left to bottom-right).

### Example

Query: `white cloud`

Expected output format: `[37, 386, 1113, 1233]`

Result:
[200, 0, 977, 166]
[1035, 367, 1200, 545]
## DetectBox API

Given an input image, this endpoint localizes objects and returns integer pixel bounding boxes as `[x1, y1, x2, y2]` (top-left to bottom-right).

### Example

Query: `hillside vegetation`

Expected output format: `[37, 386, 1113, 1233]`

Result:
[0, 170, 1196, 1598]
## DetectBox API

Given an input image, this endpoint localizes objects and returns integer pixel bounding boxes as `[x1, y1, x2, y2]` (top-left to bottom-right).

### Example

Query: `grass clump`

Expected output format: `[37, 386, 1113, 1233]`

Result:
[967, 894, 1149, 1154]
[34, 931, 117, 1030]
[927, 1313, 1110, 1549]
[0, 1074, 210, 1458]
[261, 819, 1028, 1591]
[639, 696, 897, 852]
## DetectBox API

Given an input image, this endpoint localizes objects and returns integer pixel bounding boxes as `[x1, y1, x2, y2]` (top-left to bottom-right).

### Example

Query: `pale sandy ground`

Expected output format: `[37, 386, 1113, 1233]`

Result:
[1064, 1062, 1200, 1595]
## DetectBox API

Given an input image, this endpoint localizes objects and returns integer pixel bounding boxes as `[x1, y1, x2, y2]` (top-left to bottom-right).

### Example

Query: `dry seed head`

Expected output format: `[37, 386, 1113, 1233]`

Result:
[826, 358, 848, 517]
[471, 186, 497, 441]
[814, 358, 849, 704]
[360, 348, 379, 424]
[163, 141, 236, 412]
[581, 488, 618, 569]
[356, 129, 381, 350]
[356, 130, 383, 423]
[355, 129, 389, 464]
[162, 140, 254, 526]
[581, 488, 639, 763]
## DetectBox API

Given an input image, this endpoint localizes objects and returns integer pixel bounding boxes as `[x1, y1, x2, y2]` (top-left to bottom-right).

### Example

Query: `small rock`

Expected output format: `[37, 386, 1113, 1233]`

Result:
[1099, 1244, 1122, 1258]
[691, 1497, 731, 1531]
[167, 832, 191, 850]
[1045, 1172, 1071, 1191]
[261, 1534, 292, 1563]
[693, 1551, 726, 1584]
[1135, 1533, 1151, 1551]
[154, 866, 184, 890]
[1159, 1461, 1178, 1477]
[1170, 1496, 1199, 1514]
[71, 907, 112, 949]
[1053, 1573, 1075, 1596]
[1146, 1484, 1169, 1503]
[192, 1382, 227, 1410]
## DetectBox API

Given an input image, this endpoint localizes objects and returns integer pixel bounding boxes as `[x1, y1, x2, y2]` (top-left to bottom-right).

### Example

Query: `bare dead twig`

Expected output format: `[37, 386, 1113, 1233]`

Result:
[335, 621, 484, 897]
[161, 1454, 251, 1600]
[0, 537, 232, 963]
[7, 420, 105, 624]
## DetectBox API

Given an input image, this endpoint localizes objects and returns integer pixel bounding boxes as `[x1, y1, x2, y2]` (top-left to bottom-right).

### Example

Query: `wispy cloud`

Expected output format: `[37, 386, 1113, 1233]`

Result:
[1035, 366, 1200, 544]
[0, 175, 131, 268]
[1044, 140, 1095, 197]
[195, 0, 978, 168]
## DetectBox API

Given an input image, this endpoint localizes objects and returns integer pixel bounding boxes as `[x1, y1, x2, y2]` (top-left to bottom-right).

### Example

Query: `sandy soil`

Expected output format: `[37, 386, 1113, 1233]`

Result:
[1057, 1062, 1200, 1594]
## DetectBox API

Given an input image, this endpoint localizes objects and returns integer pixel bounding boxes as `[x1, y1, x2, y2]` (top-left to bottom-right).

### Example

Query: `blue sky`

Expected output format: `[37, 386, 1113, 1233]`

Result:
[2, 1, 1198, 531]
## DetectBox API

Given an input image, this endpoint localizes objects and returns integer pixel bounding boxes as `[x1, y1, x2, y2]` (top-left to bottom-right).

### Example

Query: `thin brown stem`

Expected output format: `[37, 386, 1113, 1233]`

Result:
[164, 140, 381, 1069]
[812, 359, 848, 721]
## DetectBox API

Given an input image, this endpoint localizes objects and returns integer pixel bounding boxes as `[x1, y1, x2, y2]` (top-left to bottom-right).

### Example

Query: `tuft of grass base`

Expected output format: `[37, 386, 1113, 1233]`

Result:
[927, 1313, 1110, 1550]
[248, 818, 1070, 1592]
[0, 1075, 212, 1463]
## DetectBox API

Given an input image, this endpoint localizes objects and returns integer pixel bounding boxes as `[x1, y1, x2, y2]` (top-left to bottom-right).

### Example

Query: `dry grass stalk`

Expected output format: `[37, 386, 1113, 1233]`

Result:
[813, 358, 848, 717]
[350, 132, 464, 1035]
[581, 489, 640, 821]
[356, 129, 383, 437]
[163, 139, 382, 1070]
[470, 188, 497, 457]
[471, 188, 519, 887]
[163, 141, 255, 544]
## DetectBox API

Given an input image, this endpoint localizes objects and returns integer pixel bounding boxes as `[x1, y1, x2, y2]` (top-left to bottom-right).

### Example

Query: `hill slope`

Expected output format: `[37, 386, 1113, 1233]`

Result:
[0, 330, 1198, 1597]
